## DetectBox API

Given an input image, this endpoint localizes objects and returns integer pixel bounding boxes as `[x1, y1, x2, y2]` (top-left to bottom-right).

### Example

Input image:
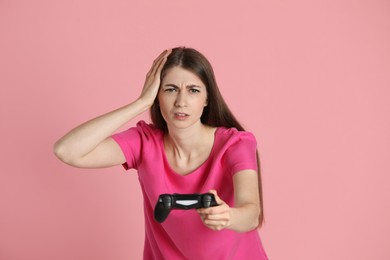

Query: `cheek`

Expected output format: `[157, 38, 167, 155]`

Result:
[193, 98, 208, 113]
[157, 95, 172, 115]
[157, 92, 167, 106]
[199, 94, 208, 107]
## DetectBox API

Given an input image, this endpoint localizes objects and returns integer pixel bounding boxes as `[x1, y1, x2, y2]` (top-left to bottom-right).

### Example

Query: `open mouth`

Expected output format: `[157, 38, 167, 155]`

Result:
[174, 113, 189, 120]
[174, 113, 188, 116]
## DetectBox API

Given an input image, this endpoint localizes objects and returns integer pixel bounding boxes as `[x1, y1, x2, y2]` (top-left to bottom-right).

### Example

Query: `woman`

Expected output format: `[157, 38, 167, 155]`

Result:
[54, 47, 268, 259]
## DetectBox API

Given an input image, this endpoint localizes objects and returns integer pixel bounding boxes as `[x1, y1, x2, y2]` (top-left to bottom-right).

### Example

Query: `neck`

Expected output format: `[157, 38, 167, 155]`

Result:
[165, 123, 212, 159]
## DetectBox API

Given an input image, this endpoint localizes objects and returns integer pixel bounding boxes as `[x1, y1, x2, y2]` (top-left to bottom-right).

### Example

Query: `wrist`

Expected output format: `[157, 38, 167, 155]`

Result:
[227, 205, 260, 232]
[132, 98, 153, 113]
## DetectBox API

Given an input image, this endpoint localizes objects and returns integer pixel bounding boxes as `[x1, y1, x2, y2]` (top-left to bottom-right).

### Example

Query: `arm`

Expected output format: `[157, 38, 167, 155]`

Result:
[198, 170, 260, 232]
[54, 49, 171, 168]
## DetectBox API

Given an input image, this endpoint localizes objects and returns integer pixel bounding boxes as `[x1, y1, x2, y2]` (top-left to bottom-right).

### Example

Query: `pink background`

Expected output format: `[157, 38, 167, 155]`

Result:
[1, 0, 389, 259]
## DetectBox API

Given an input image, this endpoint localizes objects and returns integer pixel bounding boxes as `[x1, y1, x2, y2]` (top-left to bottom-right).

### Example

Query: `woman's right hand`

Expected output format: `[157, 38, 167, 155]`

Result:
[54, 49, 172, 168]
[138, 49, 172, 106]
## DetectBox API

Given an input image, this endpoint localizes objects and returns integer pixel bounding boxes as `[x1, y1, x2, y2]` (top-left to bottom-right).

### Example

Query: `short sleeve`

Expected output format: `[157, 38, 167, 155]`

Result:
[223, 132, 258, 176]
[111, 121, 154, 170]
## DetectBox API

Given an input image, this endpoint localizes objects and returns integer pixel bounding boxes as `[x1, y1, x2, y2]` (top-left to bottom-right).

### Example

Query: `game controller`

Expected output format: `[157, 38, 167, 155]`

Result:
[154, 193, 218, 223]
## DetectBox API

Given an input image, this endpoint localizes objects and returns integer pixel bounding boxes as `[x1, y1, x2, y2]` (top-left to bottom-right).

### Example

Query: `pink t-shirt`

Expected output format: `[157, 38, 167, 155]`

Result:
[112, 121, 268, 260]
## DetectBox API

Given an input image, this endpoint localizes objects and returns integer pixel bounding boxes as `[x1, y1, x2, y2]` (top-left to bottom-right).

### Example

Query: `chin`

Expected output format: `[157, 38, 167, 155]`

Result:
[167, 119, 202, 131]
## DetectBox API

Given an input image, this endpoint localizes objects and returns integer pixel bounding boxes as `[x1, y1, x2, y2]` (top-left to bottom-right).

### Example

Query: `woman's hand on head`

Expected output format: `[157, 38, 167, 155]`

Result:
[197, 190, 232, 231]
[138, 49, 172, 107]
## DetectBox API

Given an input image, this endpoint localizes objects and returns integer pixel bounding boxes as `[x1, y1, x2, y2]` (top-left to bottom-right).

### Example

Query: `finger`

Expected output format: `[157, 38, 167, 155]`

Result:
[152, 52, 169, 77]
[198, 211, 230, 231]
[204, 217, 229, 225]
[152, 49, 171, 69]
[146, 49, 169, 77]
[147, 49, 171, 79]
[198, 210, 225, 220]
[152, 49, 169, 65]
[208, 189, 224, 205]
[204, 212, 229, 221]
[198, 203, 228, 215]
[155, 49, 172, 75]
[203, 219, 229, 231]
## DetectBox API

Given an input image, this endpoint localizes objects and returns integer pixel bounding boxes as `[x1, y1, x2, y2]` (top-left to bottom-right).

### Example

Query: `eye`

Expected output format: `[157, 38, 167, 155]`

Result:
[164, 88, 177, 92]
[189, 88, 200, 93]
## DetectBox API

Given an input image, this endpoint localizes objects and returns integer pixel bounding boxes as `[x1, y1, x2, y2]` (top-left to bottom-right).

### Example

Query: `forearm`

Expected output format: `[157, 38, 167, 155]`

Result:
[228, 203, 260, 233]
[54, 98, 149, 161]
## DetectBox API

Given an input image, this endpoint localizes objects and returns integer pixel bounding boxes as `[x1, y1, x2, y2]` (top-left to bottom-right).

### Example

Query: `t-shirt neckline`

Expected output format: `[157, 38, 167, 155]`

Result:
[160, 128, 221, 177]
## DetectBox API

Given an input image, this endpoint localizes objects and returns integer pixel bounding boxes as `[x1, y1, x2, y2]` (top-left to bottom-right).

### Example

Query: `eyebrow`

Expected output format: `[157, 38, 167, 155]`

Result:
[163, 84, 202, 89]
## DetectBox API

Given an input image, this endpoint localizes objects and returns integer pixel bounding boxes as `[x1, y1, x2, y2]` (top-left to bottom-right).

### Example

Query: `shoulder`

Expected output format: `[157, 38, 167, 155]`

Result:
[214, 127, 258, 155]
[215, 127, 258, 174]
[126, 120, 163, 138]
[216, 127, 257, 146]
[111, 121, 164, 169]
[112, 120, 163, 144]
[135, 120, 162, 136]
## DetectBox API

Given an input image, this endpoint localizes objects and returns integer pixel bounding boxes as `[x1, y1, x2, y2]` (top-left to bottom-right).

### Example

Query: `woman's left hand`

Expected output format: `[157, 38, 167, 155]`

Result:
[197, 190, 231, 231]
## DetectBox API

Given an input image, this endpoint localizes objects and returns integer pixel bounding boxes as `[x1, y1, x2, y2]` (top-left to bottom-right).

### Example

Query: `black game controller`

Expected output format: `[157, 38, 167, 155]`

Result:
[154, 193, 218, 223]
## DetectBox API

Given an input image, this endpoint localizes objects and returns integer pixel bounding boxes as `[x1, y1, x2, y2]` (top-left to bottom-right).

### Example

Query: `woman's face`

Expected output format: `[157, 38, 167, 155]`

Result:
[158, 66, 208, 130]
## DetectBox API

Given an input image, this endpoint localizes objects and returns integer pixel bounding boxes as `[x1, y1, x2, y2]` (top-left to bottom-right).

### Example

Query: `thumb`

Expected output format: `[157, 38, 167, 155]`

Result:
[208, 189, 224, 205]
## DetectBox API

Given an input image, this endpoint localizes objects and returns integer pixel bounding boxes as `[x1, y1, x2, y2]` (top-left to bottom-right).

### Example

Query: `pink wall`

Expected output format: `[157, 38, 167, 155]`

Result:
[1, 0, 389, 259]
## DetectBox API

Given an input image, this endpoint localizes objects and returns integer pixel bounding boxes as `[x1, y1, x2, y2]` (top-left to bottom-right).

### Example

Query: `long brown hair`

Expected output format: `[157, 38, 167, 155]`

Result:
[150, 47, 264, 226]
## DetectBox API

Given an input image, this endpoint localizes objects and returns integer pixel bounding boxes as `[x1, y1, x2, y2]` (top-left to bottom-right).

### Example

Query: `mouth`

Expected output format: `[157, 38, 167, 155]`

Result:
[174, 112, 188, 116]
[173, 112, 189, 120]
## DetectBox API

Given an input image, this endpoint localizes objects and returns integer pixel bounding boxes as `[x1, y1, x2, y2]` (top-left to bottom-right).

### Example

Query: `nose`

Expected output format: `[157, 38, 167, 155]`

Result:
[174, 91, 187, 107]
